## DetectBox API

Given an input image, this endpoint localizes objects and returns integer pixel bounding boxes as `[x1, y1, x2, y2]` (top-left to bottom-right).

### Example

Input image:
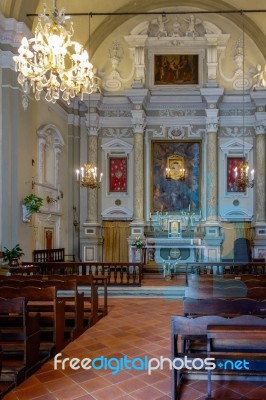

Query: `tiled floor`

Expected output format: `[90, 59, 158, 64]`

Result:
[3, 284, 266, 400]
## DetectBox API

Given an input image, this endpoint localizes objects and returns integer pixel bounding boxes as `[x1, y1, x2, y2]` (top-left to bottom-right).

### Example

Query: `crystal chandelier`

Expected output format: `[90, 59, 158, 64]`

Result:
[234, 160, 255, 191]
[13, 0, 97, 104]
[76, 163, 103, 189]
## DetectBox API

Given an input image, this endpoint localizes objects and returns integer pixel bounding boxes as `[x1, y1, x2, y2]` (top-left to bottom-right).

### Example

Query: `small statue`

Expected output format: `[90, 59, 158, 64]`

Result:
[251, 64, 266, 90]
[172, 17, 182, 37]
[156, 14, 168, 38]
[184, 15, 201, 38]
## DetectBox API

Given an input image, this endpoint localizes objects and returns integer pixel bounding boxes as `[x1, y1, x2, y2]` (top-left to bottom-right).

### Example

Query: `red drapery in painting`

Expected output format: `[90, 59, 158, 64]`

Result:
[109, 157, 127, 192]
[227, 157, 245, 192]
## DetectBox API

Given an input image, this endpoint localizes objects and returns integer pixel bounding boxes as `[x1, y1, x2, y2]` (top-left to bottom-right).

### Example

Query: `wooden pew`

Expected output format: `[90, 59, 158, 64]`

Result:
[0, 274, 103, 328]
[183, 297, 266, 317]
[0, 342, 16, 399]
[0, 280, 86, 339]
[207, 324, 266, 399]
[244, 279, 266, 288]
[184, 284, 247, 299]
[46, 274, 103, 324]
[171, 315, 266, 400]
[0, 287, 65, 354]
[247, 287, 266, 300]
[0, 297, 40, 385]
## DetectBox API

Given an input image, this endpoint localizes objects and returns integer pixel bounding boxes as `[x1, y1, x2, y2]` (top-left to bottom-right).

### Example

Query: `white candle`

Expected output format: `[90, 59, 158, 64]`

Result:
[251, 169, 255, 178]
[76, 169, 80, 181]
[189, 203, 191, 212]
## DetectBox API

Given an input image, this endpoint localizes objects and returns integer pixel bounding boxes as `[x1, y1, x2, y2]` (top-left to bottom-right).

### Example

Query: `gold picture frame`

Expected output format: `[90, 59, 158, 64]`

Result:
[168, 219, 182, 238]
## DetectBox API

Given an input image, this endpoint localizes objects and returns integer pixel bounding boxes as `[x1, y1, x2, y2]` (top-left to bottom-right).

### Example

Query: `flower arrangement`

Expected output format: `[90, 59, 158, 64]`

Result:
[133, 236, 145, 249]
[23, 194, 43, 213]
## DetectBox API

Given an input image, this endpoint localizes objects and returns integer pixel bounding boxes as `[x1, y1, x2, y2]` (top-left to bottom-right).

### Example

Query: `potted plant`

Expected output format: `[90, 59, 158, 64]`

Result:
[3, 243, 24, 267]
[22, 194, 43, 222]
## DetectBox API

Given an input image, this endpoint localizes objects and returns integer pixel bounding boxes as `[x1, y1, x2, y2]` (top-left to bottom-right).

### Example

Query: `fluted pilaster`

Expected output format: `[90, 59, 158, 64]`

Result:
[206, 115, 219, 222]
[255, 125, 266, 222]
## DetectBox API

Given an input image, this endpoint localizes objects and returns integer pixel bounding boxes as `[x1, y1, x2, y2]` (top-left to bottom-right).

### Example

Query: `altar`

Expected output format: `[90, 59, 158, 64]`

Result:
[145, 211, 205, 266]
[145, 237, 205, 265]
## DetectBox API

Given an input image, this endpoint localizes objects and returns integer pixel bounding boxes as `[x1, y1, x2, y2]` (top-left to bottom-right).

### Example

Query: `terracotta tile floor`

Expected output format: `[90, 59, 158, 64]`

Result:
[3, 283, 266, 400]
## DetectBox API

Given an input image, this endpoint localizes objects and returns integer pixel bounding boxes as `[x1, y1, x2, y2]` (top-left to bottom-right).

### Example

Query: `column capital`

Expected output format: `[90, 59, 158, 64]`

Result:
[131, 109, 146, 133]
[255, 123, 266, 135]
[206, 118, 219, 133]
[85, 113, 100, 136]
[254, 113, 266, 135]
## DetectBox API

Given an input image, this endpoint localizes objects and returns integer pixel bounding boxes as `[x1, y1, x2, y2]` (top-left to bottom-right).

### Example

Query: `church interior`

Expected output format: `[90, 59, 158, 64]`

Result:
[0, 0, 266, 399]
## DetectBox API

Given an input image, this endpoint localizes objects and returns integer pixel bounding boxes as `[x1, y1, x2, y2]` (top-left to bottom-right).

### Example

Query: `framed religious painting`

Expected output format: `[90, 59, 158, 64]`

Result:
[227, 157, 245, 192]
[151, 140, 201, 212]
[109, 156, 128, 193]
[154, 54, 199, 85]
[44, 227, 54, 249]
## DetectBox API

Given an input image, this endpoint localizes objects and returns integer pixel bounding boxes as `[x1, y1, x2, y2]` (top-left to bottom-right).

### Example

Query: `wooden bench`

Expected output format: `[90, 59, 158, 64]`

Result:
[171, 315, 266, 400]
[0, 287, 65, 354]
[46, 274, 103, 324]
[0, 279, 86, 339]
[0, 274, 102, 328]
[0, 342, 16, 398]
[183, 297, 266, 317]
[247, 287, 266, 300]
[207, 324, 266, 399]
[0, 297, 40, 385]
[184, 284, 247, 299]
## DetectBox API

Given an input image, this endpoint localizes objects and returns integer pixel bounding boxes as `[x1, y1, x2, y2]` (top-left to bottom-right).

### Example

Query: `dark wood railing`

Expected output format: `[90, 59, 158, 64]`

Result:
[19, 262, 142, 286]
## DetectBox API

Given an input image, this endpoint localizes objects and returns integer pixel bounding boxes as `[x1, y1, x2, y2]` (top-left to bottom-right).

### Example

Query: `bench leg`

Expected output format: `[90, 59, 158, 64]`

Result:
[207, 369, 212, 399]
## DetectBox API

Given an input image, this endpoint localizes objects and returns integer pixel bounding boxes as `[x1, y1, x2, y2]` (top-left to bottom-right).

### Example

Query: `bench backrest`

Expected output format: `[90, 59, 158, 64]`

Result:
[184, 285, 247, 299]
[0, 286, 57, 301]
[247, 287, 266, 300]
[183, 297, 266, 317]
[0, 296, 26, 315]
[172, 315, 266, 338]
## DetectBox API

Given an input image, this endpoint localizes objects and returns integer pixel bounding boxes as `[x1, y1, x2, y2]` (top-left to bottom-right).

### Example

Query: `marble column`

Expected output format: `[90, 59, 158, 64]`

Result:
[255, 125, 266, 222]
[206, 119, 218, 222]
[87, 128, 99, 222]
[132, 110, 145, 223]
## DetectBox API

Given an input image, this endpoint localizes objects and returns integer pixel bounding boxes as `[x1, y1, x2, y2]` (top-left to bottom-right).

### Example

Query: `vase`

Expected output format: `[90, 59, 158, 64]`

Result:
[9, 258, 19, 267]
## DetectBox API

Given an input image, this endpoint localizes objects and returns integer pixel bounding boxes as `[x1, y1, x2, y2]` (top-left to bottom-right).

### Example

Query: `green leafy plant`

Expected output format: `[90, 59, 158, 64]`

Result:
[3, 243, 24, 262]
[23, 194, 43, 213]
[133, 236, 145, 249]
